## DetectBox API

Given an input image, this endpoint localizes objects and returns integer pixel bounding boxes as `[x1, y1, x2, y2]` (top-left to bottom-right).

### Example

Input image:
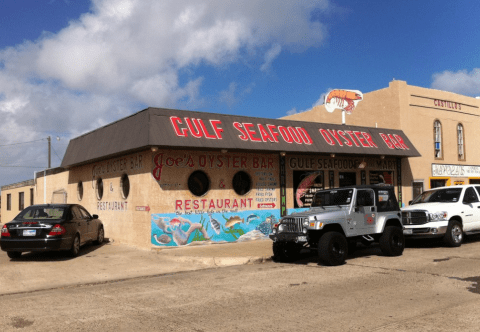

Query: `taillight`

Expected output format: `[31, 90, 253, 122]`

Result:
[48, 224, 66, 236]
[1, 224, 11, 237]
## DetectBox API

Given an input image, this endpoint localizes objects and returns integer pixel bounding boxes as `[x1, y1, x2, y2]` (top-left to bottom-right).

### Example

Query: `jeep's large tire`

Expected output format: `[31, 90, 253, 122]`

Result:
[318, 231, 348, 266]
[272, 242, 301, 262]
[379, 226, 405, 256]
[444, 220, 463, 247]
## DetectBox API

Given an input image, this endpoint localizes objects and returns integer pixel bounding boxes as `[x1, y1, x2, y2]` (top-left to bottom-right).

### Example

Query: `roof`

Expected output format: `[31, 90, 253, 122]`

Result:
[61, 107, 421, 167]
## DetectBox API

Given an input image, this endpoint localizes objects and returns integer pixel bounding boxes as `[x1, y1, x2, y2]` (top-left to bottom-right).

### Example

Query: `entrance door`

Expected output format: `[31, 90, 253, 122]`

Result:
[339, 172, 357, 187]
[412, 181, 423, 200]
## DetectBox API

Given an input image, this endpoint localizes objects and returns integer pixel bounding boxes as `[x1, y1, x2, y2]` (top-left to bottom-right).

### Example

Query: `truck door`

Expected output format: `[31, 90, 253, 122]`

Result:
[353, 189, 377, 234]
[462, 187, 480, 232]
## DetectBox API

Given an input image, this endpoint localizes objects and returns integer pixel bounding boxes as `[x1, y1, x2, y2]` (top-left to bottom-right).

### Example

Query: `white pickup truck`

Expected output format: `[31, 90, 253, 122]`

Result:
[402, 184, 480, 246]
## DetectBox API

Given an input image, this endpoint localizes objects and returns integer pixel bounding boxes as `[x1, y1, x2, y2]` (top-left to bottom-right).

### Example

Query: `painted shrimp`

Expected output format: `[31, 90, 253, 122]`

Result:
[296, 171, 322, 207]
[325, 89, 363, 114]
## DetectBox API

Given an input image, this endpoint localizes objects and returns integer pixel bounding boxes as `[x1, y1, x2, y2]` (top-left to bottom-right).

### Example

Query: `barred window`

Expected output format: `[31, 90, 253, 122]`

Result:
[457, 123, 465, 160]
[434, 120, 442, 159]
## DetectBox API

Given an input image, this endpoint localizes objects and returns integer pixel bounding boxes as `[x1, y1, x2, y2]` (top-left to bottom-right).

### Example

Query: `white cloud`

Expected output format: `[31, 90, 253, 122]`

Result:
[431, 68, 480, 96]
[0, 0, 329, 185]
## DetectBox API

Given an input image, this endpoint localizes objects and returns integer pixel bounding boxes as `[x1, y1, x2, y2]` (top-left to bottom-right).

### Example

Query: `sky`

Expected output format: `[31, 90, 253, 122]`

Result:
[0, 0, 479, 188]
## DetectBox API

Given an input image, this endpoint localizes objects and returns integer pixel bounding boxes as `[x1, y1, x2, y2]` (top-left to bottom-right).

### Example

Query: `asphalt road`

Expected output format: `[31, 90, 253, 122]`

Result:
[2, 237, 480, 331]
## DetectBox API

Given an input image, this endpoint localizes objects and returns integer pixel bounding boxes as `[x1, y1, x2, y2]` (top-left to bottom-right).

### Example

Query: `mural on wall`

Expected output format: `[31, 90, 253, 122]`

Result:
[151, 209, 280, 247]
[293, 170, 324, 208]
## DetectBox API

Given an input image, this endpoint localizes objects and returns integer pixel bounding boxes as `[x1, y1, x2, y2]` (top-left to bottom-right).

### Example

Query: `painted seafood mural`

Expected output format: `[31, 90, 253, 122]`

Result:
[151, 209, 280, 247]
[324, 89, 363, 114]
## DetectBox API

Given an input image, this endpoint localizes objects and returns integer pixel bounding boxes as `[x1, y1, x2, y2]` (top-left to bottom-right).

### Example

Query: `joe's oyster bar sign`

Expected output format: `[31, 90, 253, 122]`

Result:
[432, 163, 480, 177]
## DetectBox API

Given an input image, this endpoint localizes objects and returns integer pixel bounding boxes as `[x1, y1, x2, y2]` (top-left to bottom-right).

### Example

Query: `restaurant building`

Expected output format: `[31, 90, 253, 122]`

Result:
[1, 106, 418, 249]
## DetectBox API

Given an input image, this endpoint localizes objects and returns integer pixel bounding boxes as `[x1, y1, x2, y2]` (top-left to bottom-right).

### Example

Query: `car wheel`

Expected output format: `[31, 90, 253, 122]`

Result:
[70, 234, 81, 257]
[444, 220, 463, 247]
[94, 226, 104, 245]
[318, 231, 348, 266]
[379, 226, 405, 256]
[7, 251, 21, 259]
[272, 242, 301, 262]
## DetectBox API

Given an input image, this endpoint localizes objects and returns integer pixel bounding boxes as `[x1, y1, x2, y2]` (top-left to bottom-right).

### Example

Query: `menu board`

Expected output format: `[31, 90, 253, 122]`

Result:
[294, 170, 324, 208]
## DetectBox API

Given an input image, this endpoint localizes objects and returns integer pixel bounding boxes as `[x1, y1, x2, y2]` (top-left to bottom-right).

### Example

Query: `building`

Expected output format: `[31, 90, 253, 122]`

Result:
[284, 80, 480, 202]
[1, 107, 418, 249]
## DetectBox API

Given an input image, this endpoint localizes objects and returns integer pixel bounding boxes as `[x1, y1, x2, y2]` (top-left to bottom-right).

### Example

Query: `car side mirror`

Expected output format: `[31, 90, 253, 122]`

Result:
[92, 214, 99, 219]
[408, 200, 413, 205]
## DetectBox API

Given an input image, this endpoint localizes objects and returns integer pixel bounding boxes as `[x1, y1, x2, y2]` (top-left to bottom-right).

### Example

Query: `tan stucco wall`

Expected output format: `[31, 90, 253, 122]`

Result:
[1, 182, 35, 223]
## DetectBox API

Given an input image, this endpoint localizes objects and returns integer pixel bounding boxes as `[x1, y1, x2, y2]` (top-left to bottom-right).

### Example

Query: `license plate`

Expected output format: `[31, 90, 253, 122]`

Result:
[23, 229, 36, 236]
[297, 236, 307, 242]
[403, 229, 413, 235]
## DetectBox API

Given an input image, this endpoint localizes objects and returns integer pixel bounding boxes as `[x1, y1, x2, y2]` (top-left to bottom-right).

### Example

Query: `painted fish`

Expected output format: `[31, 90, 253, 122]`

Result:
[153, 217, 172, 233]
[296, 171, 322, 208]
[246, 214, 259, 224]
[154, 234, 172, 245]
[208, 213, 221, 235]
[325, 89, 363, 114]
[225, 216, 245, 228]
[169, 218, 183, 227]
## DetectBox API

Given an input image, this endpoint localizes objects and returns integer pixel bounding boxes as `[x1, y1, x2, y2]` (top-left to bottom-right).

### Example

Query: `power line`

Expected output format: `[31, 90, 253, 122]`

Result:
[0, 138, 46, 147]
[0, 165, 44, 168]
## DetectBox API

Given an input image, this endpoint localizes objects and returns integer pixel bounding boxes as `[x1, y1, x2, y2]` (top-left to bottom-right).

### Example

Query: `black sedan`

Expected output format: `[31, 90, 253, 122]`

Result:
[1, 204, 104, 259]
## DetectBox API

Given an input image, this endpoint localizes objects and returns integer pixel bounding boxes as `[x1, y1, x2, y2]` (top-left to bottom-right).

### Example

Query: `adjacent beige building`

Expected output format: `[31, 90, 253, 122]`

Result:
[284, 80, 480, 203]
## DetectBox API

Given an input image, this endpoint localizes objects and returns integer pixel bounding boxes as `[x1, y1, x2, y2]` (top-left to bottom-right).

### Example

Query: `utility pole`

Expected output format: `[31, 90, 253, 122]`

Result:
[47, 136, 51, 169]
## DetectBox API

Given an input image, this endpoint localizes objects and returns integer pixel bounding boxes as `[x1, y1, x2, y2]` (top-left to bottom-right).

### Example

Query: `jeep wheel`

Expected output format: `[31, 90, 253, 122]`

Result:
[318, 232, 348, 266]
[444, 220, 463, 247]
[379, 226, 405, 256]
[272, 242, 301, 262]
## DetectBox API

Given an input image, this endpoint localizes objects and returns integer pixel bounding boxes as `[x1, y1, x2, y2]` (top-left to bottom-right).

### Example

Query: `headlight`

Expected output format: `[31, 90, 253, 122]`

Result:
[429, 211, 447, 221]
[278, 224, 284, 232]
[303, 218, 309, 227]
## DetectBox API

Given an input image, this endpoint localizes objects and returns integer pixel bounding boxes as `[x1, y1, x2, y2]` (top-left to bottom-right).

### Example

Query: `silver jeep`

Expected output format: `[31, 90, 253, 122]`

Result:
[269, 185, 404, 266]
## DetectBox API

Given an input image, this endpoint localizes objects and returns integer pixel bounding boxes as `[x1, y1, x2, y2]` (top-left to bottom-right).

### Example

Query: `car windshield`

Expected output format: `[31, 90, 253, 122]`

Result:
[411, 188, 462, 204]
[311, 189, 353, 207]
[16, 206, 66, 220]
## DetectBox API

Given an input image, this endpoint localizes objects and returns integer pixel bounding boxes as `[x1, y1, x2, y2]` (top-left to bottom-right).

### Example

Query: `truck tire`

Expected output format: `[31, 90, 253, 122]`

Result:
[444, 220, 463, 247]
[379, 226, 405, 256]
[318, 231, 348, 266]
[272, 242, 301, 262]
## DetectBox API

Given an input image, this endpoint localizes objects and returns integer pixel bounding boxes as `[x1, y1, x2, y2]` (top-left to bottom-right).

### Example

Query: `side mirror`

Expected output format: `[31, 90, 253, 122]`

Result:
[93, 214, 99, 219]
[408, 200, 413, 205]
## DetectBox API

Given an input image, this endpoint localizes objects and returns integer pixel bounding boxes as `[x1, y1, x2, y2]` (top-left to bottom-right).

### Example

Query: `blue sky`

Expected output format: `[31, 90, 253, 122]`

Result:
[0, 0, 479, 187]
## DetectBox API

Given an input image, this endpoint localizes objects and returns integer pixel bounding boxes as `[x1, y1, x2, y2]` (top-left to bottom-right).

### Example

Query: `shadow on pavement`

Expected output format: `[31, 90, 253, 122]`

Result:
[6, 239, 110, 262]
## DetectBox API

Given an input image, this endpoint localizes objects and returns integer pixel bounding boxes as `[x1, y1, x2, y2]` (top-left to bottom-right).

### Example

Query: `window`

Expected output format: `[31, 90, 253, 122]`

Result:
[121, 174, 130, 199]
[30, 188, 34, 206]
[7, 194, 11, 211]
[458, 123, 465, 160]
[96, 178, 104, 200]
[19, 192, 24, 211]
[188, 171, 209, 196]
[463, 187, 479, 204]
[77, 182, 83, 201]
[434, 120, 442, 159]
[232, 171, 251, 195]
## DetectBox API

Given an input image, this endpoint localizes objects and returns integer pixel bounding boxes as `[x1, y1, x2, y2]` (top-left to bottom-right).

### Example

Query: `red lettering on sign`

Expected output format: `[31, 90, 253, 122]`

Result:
[170, 116, 188, 137]
[288, 127, 302, 144]
[266, 124, 280, 142]
[379, 133, 395, 149]
[198, 119, 217, 139]
[210, 120, 224, 139]
[185, 118, 202, 138]
[296, 127, 313, 145]
[327, 129, 343, 146]
[354, 131, 369, 148]
[387, 134, 402, 149]
[337, 130, 352, 146]
[243, 123, 261, 142]
[362, 132, 378, 148]
[258, 124, 275, 142]
[393, 134, 409, 150]
[278, 126, 293, 143]
[319, 129, 335, 146]
[233, 122, 248, 141]
[345, 131, 360, 147]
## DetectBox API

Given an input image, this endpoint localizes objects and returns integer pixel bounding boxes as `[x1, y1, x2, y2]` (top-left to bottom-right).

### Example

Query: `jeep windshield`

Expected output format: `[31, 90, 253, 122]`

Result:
[311, 189, 353, 207]
[411, 188, 462, 204]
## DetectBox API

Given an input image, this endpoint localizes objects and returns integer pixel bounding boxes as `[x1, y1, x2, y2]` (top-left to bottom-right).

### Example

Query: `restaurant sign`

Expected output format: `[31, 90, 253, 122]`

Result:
[432, 163, 480, 177]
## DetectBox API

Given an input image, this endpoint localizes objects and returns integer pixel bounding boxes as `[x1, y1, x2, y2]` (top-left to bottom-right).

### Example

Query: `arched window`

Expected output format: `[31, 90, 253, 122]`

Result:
[434, 120, 442, 159]
[96, 178, 104, 200]
[121, 174, 130, 199]
[457, 123, 465, 160]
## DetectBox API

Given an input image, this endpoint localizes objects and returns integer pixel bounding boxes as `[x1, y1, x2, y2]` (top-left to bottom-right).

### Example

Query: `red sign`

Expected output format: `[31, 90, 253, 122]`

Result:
[136, 206, 150, 212]
[258, 203, 276, 208]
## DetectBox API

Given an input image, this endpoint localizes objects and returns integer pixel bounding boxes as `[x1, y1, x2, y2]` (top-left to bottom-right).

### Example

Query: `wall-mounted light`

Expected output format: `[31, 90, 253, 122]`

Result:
[358, 161, 367, 169]
[221, 149, 228, 154]
[380, 155, 385, 159]
[280, 152, 286, 157]
[330, 153, 335, 158]
[151, 146, 158, 152]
